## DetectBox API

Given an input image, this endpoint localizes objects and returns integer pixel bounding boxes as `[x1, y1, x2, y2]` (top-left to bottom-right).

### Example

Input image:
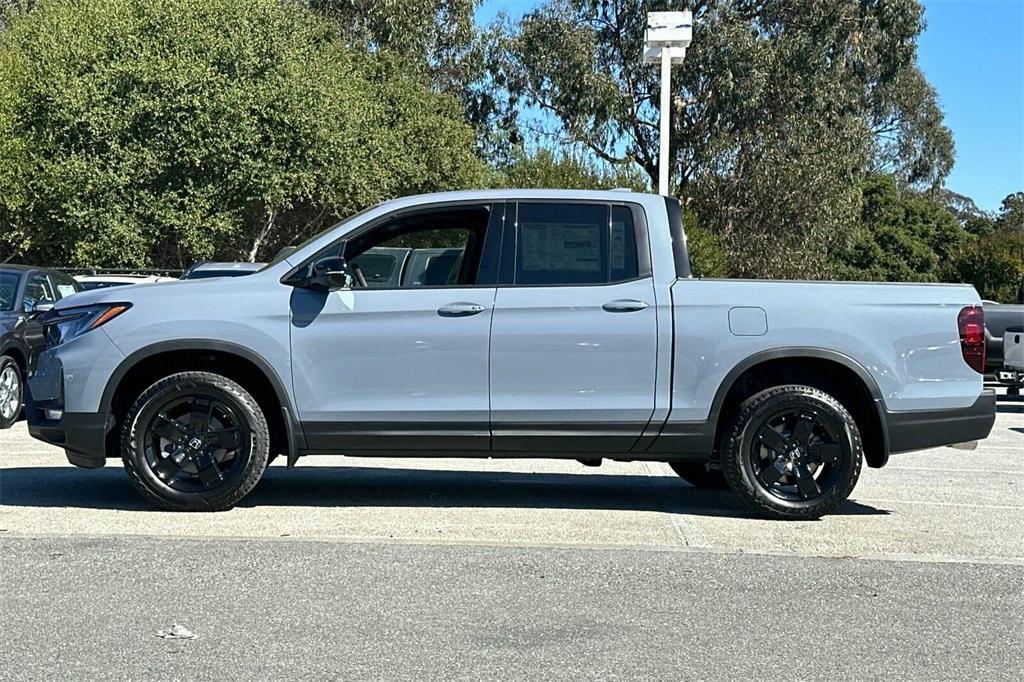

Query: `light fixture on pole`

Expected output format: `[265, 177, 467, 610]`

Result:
[644, 10, 692, 196]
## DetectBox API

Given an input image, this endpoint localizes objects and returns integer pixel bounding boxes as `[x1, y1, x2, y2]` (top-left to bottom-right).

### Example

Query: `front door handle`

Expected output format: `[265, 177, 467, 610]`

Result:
[602, 299, 649, 313]
[437, 302, 487, 317]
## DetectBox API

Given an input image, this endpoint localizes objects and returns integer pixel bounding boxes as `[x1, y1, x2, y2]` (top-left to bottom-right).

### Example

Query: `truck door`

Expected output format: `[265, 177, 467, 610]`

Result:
[489, 201, 658, 453]
[289, 203, 503, 453]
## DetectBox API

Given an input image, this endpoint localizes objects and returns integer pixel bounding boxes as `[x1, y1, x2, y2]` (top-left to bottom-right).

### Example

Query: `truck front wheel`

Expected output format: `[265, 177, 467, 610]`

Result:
[720, 385, 862, 520]
[121, 371, 270, 511]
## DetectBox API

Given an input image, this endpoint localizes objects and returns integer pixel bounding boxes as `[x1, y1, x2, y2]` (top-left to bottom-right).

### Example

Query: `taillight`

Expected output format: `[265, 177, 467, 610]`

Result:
[957, 306, 986, 374]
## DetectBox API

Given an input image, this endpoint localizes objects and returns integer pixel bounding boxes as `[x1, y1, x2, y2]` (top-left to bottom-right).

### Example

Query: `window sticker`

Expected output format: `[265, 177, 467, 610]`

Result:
[520, 222, 601, 272]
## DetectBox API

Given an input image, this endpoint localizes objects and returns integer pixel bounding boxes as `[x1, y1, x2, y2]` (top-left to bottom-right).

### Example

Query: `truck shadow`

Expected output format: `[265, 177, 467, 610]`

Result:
[996, 394, 1022, 413]
[0, 465, 888, 519]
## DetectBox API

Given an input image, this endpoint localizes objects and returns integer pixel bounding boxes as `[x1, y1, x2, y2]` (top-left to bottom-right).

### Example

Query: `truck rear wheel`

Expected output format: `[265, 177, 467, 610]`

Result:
[121, 372, 269, 511]
[720, 384, 862, 520]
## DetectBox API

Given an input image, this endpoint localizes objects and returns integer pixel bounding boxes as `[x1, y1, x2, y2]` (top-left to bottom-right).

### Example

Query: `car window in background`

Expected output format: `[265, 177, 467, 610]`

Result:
[0, 272, 19, 311]
[21, 274, 53, 312]
[49, 273, 81, 299]
[79, 281, 132, 291]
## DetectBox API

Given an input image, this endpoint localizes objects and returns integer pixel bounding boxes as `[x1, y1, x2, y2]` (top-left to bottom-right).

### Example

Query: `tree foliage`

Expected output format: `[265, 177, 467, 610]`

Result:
[834, 175, 964, 282]
[492, 0, 955, 278]
[0, 0, 484, 267]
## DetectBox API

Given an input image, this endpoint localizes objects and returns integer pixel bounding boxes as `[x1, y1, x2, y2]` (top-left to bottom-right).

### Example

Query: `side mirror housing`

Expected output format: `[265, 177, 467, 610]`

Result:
[310, 256, 352, 291]
[32, 299, 55, 314]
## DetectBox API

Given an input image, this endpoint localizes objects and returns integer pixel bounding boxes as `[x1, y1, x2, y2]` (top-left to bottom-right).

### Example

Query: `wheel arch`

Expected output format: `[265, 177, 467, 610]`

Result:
[709, 348, 890, 468]
[102, 340, 303, 463]
[1, 339, 29, 374]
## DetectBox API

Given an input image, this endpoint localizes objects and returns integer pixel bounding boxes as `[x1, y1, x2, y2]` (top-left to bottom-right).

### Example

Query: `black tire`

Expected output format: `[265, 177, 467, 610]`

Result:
[121, 371, 269, 511]
[720, 384, 862, 520]
[668, 461, 728, 489]
[0, 355, 24, 430]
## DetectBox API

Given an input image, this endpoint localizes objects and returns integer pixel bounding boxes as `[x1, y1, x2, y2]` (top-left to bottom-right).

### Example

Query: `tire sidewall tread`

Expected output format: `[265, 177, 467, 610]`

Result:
[720, 384, 863, 520]
[121, 371, 269, 511]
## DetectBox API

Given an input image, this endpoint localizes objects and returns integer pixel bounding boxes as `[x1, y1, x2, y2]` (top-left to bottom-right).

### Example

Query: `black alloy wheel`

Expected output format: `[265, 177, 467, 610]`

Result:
[143, 395, 249, 493]
[749, 408, 845, 502]
[122, 372, 269, 511]
[720, 384, 862, 520]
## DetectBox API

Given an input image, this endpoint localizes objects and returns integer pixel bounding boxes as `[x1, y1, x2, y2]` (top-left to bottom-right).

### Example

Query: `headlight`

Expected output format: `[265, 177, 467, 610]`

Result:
[44, 303, 132, 348]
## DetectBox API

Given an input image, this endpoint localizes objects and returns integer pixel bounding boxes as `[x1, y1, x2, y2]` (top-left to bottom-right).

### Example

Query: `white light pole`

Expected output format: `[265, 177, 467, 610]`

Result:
[644, 11, 693, 196]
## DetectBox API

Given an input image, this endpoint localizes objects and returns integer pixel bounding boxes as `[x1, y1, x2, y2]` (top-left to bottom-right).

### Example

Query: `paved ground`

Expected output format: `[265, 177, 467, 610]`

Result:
[1, 388, 1022, 679]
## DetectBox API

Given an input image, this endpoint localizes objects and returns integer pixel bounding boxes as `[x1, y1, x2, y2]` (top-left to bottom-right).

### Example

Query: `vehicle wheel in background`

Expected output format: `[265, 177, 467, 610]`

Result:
[121, 371, 269, 511]
[668, 461, 728, 489]
[0, 355, 23, 429]
[720, 384, 862, 520]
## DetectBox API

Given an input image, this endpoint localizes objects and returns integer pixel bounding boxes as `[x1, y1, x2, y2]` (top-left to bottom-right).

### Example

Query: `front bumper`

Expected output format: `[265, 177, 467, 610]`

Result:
[26, 387, 111, 468]
[886, 389, 997, 454]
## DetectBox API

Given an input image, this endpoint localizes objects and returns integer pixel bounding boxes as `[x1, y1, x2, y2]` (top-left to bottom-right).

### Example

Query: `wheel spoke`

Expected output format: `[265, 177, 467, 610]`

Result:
[206, 428, 241, 450]
[809, 443, 841, 465]
[792, 416, 814, 445]
[794, 464, 821, 499]
[152, 414, 189, 444]
[757, 427, 789, 455]
[153, 449, 184, 482]
[189, 398, 213, 434]
[194, 452, 223, 488]
[758, 457, 787, 486]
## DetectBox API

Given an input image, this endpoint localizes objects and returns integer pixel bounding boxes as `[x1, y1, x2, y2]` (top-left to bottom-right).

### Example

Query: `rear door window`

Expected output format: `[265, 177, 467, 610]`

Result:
[510, 203, 641, 286]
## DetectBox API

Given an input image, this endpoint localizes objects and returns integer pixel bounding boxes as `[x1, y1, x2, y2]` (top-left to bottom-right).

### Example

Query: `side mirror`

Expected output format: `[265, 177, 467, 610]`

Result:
[32, 299, 55, 314]
[310, 256, 352, 291]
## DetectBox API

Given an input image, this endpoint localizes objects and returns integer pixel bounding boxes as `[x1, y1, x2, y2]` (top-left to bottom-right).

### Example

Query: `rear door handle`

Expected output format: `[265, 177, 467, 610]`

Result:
[602, 299, 649, 313]
[437, 302, 487, 317]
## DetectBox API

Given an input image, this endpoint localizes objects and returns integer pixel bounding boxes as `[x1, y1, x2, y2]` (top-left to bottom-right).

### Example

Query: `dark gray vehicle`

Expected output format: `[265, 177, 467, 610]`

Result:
[0, 265, 82, 428]
[984, 303, 1024, 392]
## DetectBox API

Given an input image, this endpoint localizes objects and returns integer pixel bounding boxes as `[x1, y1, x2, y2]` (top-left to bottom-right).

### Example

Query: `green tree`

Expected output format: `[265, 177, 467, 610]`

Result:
[498, 148, 647, 191]
[996, 192, 1024, 234]
[946, 232, 1024, 303]
[491, 0, 954, 278]
[0, 0, 484, 267]
[834, 175, 965, 282]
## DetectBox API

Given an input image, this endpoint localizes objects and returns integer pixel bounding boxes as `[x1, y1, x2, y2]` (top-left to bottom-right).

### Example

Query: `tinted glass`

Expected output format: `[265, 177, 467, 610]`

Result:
[22, 274, 52, 312]
[513, 203, 640, 285]
[610, 206, 639, 282]
[349, 249, 406, 288]
[50, 273, 80, 300]
[344, 206, 491, 288]
[0, 272, 18, 311]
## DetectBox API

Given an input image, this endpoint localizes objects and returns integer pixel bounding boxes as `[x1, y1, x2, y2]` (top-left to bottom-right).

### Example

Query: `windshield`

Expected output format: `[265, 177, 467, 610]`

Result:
[259, 204, 379, 271]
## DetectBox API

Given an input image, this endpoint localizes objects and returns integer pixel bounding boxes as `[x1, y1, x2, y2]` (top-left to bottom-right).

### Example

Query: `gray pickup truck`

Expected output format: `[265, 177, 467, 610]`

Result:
[984, 303, 1024, 393]
[26, 190, 996, 519]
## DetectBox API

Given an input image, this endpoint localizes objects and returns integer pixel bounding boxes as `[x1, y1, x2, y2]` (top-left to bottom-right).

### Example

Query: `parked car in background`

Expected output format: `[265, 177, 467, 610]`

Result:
[182, 262, 264, 280]
[75, 274, 178, 291]
[982, 302, 1024, 394]
[26, 190, 996, 518]
[0, 265, 82, 428]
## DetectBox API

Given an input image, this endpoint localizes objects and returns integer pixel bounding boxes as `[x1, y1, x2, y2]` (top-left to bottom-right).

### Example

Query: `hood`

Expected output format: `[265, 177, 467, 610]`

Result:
[54, 276, 217, 310]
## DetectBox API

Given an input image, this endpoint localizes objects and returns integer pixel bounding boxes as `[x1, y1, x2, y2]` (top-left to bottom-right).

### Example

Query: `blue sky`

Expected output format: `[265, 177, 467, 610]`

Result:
[477, 0, 1024, 212]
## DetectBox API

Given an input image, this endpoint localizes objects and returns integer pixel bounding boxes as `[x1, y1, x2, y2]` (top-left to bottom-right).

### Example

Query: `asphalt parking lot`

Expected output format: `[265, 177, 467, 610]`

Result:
[1, 388, 1022, 679]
